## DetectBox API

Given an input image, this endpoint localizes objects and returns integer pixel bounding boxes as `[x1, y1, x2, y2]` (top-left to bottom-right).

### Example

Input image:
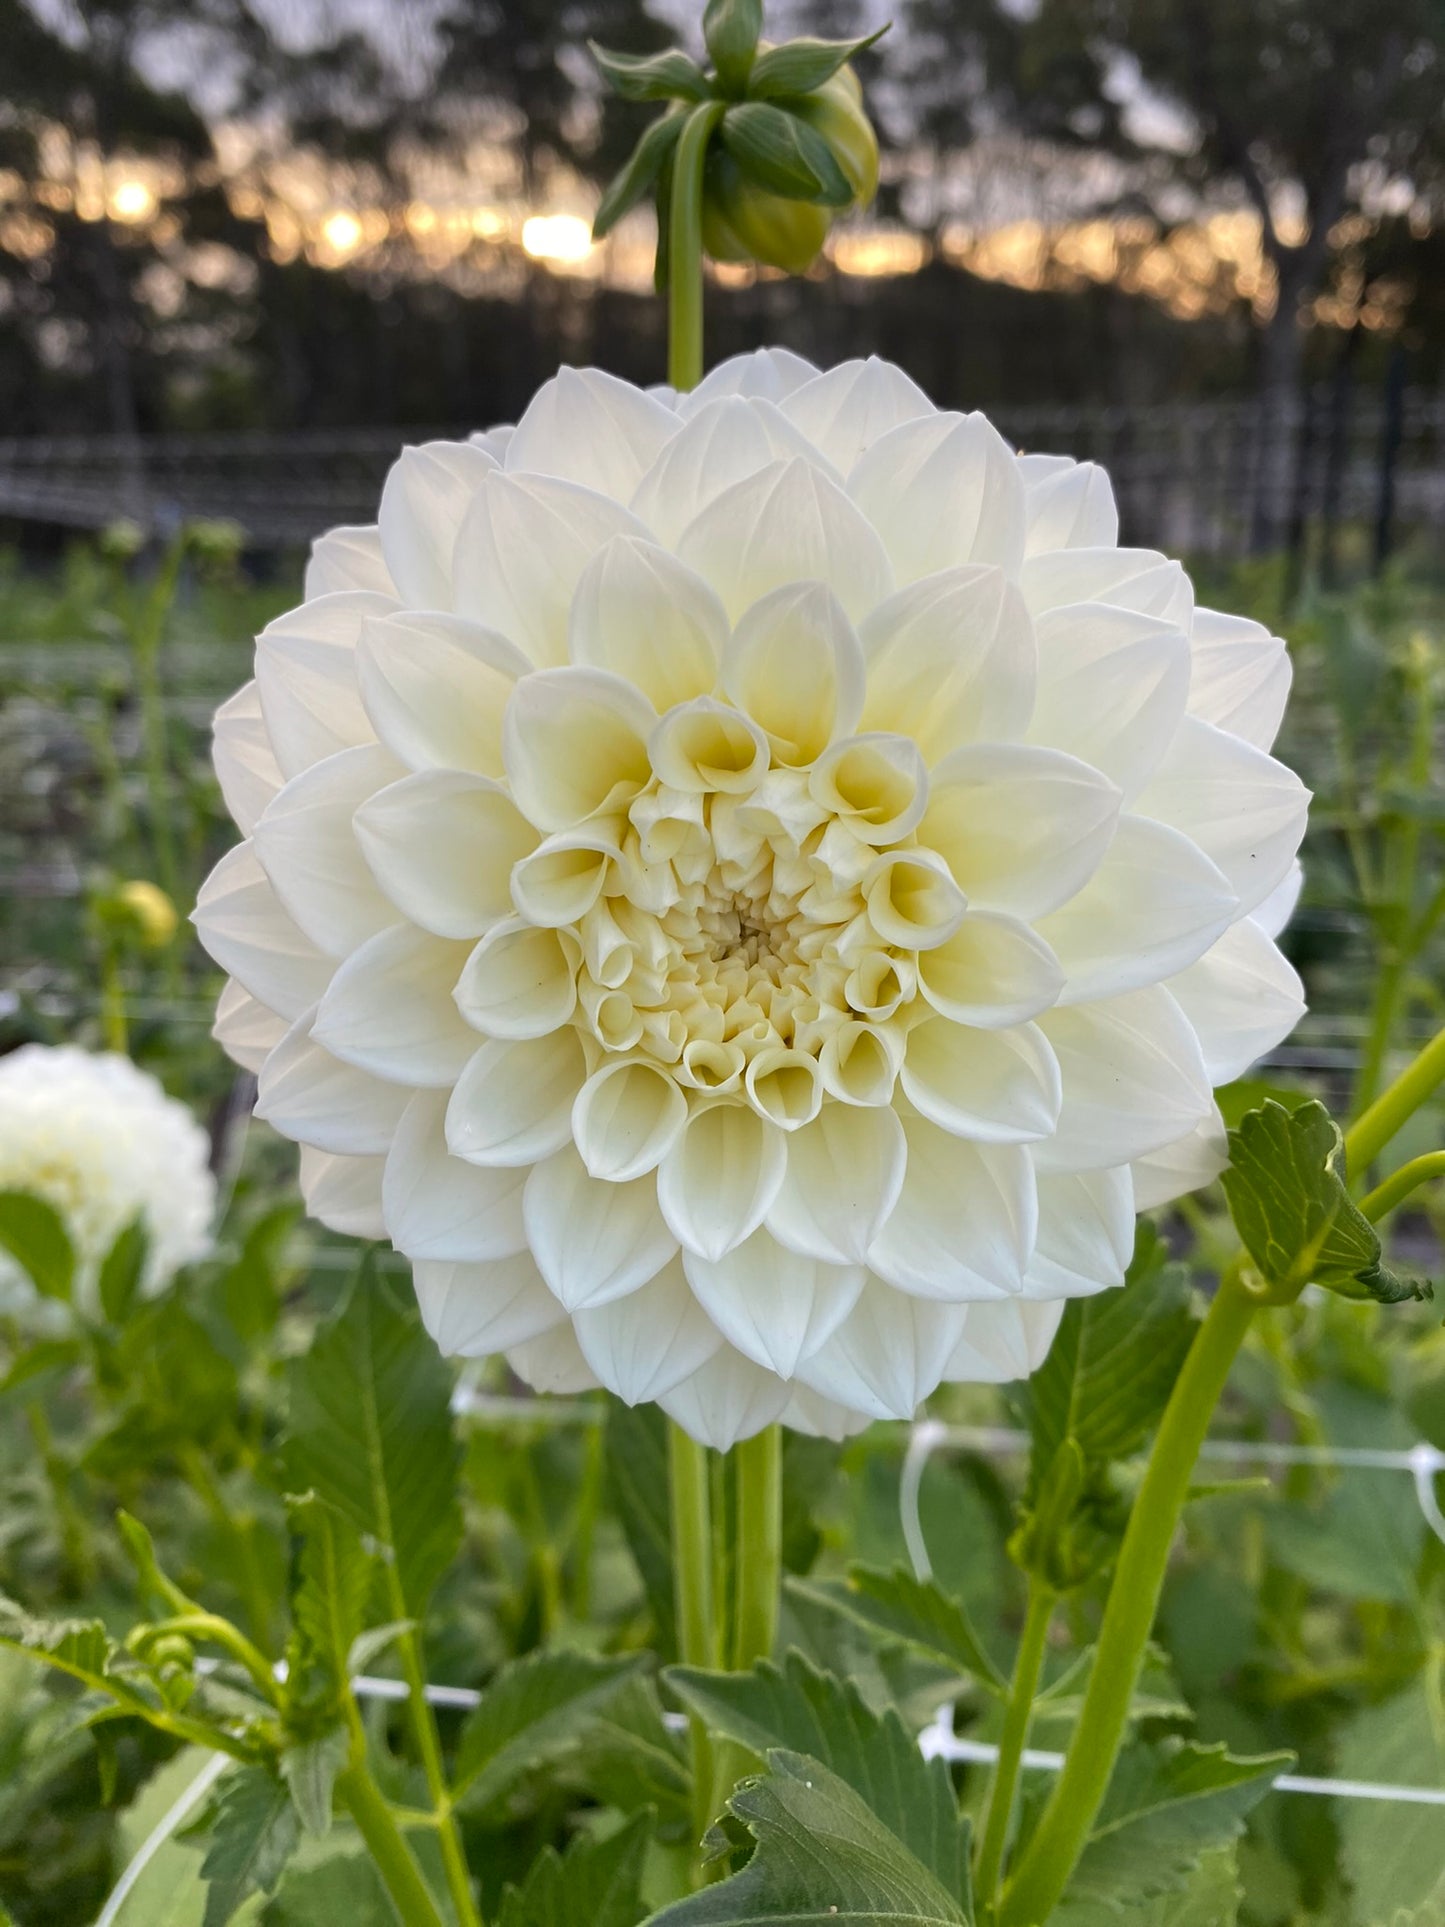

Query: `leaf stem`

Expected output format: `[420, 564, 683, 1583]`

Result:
[337, 1754, 447, 1927]
[667, 104, 724, 392]
[669, 1421, 719, 1854]
[731, 1423, 782, 1669]
[1358, 1150, 1445, 1223]
[998, 1264, 1258, 1927]
[1343, 1018, 1445, 1175]
[142, 1611, 280, 1706]
[974, 1581, 1054, 1913]
[396, 1620, 482, 1927]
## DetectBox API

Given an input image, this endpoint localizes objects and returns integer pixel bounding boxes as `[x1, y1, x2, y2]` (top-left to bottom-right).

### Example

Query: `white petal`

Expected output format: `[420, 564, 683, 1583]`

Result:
[1019, 547, 1192, 627]
[943, 1298, 1065, 1383]
[1037, 817, 1238, 1004]
[657, 1101, 787, 1260]
[193, 842, 333, 1021]
[569, 535, 726, 709]
[305, 524, 392, 599]
[629, 395, 829, 547]
[921, 744, 1121, 920]
[779, 1387, 872, 1440]
[868, 1117, 1036, 1300]
[848, 412, 1025, 585]
[213, 681, 283, 834]
[470, 424, 515, 460]
[745, 1048, 824, 1132]
[1134, 716, 1310, 915]
[255, 1008, 410, 1155]
[354, 771, 537, 939]
[507, 366, 679, 497]
[1188, 607, 1292, 750]
[379, 439, 498, 607]
[454, 918, 579, 1039]
[858, 567, 1036, 758]
[252, 744, 401, 957]
[213, 978, 287, 1072]
[659, 1347, 791, 1450]
[445, 1030, 588, 1167]
[1169, 918, 1305, 1083]
[573, 1256, 723, 1403]
[1022, 458, 1119, 556]
[415, 1252, 565, 1356]
[682, 1230, 864, 1378]
[451, 472, 649, 667]
[719, 581, 865, 767]
[298, 1146, 388, 1239]
[255, 591, 390, 779]
[1036, 986, 1213, 1172]
[503, 667, 655, 832]
[1024, 1166, 1134, 1299]
[312, 925, 475, 1086]
[808, 733, 928, 845]
[684, 346, 820, 406]
[508, 1324, 602, 1394]
[1028, 603, 1190, 797]
[1130, 1109, 1228, 1210]
[901, 1017, 1062, 1144]
[648, 698, 770, 795]
[766, 1105, 906, 1264]
[779, 356, 935, 471]
[524, 1143, 678, 1310]
[796, 1282, 968, 1420]
[571, 1059, 688, 1181]
[382, 1091, 528, 1261]
[356, 611, 527, 777]
[677, 456, 892, 623]
[917, 911, 1065, 1028]
[863, 849, 967, 951]
[509, 821, 624, 926]
[1253, 862, 1303, 941]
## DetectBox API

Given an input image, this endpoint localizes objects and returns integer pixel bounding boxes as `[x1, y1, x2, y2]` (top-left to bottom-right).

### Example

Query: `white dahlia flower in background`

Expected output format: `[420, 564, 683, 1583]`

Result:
[196, 350, 1309, 1448]
[0, 1045, 216, 1307]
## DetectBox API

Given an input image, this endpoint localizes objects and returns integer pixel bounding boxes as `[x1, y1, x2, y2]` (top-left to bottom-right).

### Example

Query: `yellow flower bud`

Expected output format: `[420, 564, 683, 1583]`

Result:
[793, 68, 879, 209]
[702, 149, 832, 273]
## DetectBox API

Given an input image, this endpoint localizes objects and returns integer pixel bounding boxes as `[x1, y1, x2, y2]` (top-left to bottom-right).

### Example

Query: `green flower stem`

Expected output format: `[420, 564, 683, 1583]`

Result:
[337, 1754, 447, 1927]
[1359, 1150, 1445, 1223]
[667, 104, 725, 392]
[670, 1421, 720, 1855]
[974, 1580, 1054, 1914]
[1344, 1018, 1445, 1176]
[731, 1423, 782, 1669]
[999, 1264, 1259, 1927]
[396, 1623, 482, 1927]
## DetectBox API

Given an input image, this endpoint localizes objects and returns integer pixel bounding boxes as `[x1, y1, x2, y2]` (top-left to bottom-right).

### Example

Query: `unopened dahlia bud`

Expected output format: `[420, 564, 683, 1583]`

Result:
[197, 352, 1310, 1448]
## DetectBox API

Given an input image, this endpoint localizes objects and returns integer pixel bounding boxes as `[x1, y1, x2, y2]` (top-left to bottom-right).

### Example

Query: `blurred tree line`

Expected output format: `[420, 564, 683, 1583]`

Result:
[0, 0, 1441, 450]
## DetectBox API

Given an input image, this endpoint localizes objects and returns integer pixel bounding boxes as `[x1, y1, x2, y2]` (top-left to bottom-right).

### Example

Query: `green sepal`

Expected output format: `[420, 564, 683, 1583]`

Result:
[703, 0, 763, 94]
[747, 29, 888, 100]
[590, 43, 712, 103]
[594, 108, 687, 240]
[719, 101, 853, 205]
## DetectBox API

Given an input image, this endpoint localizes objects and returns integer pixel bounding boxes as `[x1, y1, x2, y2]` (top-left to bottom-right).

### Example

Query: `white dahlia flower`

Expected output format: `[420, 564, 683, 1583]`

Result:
[196, 351, 1308, 1447]
[0, 1045, 216, 1305]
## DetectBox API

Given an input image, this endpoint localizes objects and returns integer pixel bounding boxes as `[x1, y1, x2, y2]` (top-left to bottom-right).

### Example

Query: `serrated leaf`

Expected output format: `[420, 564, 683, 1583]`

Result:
[720, 102, 853, 205]
[0, 1190, 76, 1299]
[648, 1750, 970, 1925]
[573, 1673, 691, 1831]
[1222, 1099, 1431, 1303]
[594, 111, 687, 238]
[497, 1809, 652, 1927]
[453, 1648, 649, 1811]
[278, 1726, 347, 1837]
[1063, 1740, 1288, 1912]
[606, 1399, 676, 1657]
[0, 1593, 115, 1685]
[666, 1652, 971, 1900]
[747, 30, 887, 99]
[99, 1218, 149, 1323]
[786, 1563, 1006, 1696]
[105, 1749, 228, 1927]
[192, 1766, 299, 1927]
[348, 1619, 414, 1677]
[287, 1261, 462, 1619]
[1337, 1676, 1445, 1922]
[1053, 1845, 1241, 1926]
[704, 0, 762, 91]
[285, 1493, 370, 1723]
[590, 43, 712, 103]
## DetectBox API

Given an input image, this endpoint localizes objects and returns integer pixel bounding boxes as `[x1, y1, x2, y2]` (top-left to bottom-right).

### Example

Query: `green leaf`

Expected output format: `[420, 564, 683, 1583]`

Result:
[594, 111, 687, 239]
[270, 1853, 392, 1925]
[105, 1749, 232, 1927]
[497, 1810, 653, 1927]
[572, 1673, 691, 1832]
[191, 1767, 299, 1927]
[665, 1652, 971, 1900]
[285, 1493, 371, 1724]
[99, 1217, 149, 1323]
[647, 1751, 971, 1925]
[453, 1648, 649, 1812]
[719, 102, 853, 205]
[286, 1261, 462, 1619]
[704, 0, 762, 92]
[217, 1201, 298, 1343]
[1063, 1740, 1289, 1912]
[1053, 1845, 1241, 1926]
[0, 1593, 116, 1688]
[118, 1510, 193, 1616]
[278, 1727, 347, 1837]
[747, 31, 887, 100]
[1222, 1099, 1431, 1303]
[786, 1563, 1007, 1696]
[606, 1399, 676, 1657]
[1337, 1677, 1445, 1922]
[590, 43, 712, 103]
[0, 1190, 76, 1300]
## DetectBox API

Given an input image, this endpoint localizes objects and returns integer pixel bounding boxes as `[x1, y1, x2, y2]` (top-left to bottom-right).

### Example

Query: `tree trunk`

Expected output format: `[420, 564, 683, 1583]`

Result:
[1249, 250, 1307, 554]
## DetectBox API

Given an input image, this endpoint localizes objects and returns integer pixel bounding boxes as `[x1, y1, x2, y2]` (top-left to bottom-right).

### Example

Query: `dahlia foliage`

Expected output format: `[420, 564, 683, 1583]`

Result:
[197, 350, 1308, 1446]
[0, 1044, 215, 1305]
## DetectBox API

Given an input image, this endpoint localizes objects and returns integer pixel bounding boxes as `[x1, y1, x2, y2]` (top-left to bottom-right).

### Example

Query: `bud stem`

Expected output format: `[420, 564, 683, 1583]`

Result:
[974, 1578, 1054, 1913]
[667, 103, 725, 391]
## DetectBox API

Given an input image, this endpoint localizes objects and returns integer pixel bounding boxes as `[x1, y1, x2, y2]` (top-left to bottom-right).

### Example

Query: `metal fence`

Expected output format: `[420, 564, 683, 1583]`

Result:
[2, 384, 1443, 561]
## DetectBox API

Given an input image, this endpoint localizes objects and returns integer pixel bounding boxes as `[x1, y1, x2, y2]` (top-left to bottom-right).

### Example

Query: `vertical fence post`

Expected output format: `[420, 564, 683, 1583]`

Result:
[1373, 342, 1408, 575]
